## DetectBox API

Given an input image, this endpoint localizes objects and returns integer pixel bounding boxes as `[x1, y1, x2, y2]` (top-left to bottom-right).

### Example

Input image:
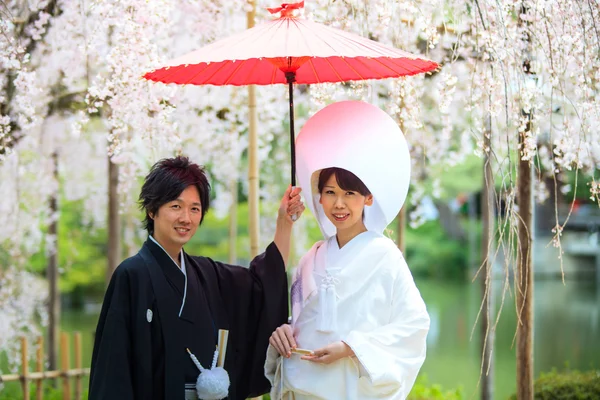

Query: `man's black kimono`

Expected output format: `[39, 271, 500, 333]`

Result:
[89, 238, 288, 400]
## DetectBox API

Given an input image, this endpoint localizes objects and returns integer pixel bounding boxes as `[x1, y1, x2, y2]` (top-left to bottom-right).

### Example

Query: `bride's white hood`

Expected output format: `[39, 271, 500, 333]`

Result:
[296, 101, 411, 239]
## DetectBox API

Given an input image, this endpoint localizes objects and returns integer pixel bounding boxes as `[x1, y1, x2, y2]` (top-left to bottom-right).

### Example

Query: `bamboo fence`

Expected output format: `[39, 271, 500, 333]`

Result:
[0, 332, 90, 400]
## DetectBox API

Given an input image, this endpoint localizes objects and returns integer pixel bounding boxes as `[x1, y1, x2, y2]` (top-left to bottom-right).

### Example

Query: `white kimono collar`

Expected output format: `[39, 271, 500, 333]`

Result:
[149, 235, 188, 317]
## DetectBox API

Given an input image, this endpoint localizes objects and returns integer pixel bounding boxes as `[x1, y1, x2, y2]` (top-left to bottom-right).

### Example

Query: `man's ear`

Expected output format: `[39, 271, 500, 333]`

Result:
[365, 195, 374, 206]
[148, 211, 155, 220]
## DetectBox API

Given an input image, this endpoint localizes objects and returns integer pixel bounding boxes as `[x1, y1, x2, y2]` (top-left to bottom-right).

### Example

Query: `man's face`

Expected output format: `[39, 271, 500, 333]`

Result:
[151, 185, 202, 253]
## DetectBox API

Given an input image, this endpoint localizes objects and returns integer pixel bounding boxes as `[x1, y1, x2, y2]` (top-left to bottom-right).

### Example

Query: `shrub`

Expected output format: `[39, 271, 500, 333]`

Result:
[509, 369, 600, 400]
[408, 375, 464, 400]
[404, 220, 470, 280]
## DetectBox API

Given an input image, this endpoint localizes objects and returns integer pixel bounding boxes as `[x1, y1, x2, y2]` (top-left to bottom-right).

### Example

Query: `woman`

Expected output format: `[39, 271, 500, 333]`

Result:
[265, 101, 430, 400]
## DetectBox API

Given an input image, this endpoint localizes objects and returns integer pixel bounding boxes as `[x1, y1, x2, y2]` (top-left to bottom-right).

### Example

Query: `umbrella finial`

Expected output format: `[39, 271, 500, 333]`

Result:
[266, 1, 304, 18]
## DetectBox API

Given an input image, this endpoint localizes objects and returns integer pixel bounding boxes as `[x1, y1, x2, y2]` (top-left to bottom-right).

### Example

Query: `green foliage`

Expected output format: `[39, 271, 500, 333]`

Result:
[27, 199, 107, 301]
[509, 369, 600, 400]
[0, 382, 22, 400]
[185, 202, 252, 263]
[562, 169, 600, 204]
[403, 220, 470, 280]
[428, 155, 484, 200]
[408, 375, 464, 400]
[0, 380, 88, 400]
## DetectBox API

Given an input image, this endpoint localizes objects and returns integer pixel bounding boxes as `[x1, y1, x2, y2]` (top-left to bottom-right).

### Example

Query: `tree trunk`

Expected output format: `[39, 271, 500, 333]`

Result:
[106, 156, 121, 283]
[516, 3, 535, 398]
[516, 114, 534, 400]
[47, 151, 60, 371]
[481, 110, 495, 400]
[247, 3, 259, 260]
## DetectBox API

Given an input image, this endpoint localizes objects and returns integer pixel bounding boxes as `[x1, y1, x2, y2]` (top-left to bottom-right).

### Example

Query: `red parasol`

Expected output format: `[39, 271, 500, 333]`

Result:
[144, 1, 438, 185]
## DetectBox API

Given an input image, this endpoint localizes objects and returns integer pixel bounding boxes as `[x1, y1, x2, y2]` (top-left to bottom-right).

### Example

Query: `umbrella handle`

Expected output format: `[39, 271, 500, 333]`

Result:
[286, 71, 297, 189]
[286, 72, 298, 222]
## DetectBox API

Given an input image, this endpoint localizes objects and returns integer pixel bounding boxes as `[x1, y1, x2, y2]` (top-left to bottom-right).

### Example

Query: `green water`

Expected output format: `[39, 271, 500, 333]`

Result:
[7, 278, 596, 399]
[416, 278, 600, 399]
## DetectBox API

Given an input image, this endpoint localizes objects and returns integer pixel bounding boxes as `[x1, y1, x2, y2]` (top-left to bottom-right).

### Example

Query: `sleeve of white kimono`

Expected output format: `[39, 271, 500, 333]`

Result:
[343, 255, 430, 399]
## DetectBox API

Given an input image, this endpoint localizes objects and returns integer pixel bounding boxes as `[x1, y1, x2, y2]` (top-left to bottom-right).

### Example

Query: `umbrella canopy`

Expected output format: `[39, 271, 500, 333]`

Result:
[144, 2, 437, 86]
[144, 1, 438, 187]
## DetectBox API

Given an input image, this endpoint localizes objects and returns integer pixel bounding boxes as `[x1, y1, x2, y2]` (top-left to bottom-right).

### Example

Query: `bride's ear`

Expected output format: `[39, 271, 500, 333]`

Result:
[365, 194, 374, 206]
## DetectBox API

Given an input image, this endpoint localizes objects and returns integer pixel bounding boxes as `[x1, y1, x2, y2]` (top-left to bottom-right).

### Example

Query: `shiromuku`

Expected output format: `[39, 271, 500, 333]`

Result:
[265, 101, 430, 400]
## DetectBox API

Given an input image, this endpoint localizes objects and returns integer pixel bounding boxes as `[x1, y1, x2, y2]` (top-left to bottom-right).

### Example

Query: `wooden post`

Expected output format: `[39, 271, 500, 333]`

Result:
[36, 336, 44, 400]
[21, 337, 30, 400]
[107, 156, 121, 283]
[246, 3, 262, 397]
[247, 0, 260, 259]
[60, 332, 71, 400]
[74, 333, 82, 400]
[481, 107, 495, 400]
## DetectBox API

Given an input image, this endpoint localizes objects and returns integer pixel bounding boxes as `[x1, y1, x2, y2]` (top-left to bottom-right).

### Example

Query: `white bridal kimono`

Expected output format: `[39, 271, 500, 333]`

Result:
[265, 231, 430, 400]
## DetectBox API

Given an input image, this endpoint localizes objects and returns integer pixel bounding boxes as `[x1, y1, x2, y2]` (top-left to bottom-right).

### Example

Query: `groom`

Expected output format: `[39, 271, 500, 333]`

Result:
[89, 156, 304, 400]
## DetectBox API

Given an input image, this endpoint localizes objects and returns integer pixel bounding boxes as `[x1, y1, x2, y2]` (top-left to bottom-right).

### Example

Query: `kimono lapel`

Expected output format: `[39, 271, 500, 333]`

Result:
[335, 232, 390, 298]
[177, 254, 199, 325]
[327, 231, 373, 271]
[189, 256, 230, 331]
[177, 253, 228, 330]
[139, 241, 185, 398]
[146, 240, 186, 297]
[184, 256, 232, 365]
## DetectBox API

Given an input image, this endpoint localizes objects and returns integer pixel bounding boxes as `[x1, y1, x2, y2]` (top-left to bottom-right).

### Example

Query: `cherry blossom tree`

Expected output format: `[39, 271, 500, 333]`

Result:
[1, 3, 598, 398]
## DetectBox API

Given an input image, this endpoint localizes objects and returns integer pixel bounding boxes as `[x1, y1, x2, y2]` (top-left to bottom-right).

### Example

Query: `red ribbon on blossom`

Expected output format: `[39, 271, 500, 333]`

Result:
[267, 1, 304, 17]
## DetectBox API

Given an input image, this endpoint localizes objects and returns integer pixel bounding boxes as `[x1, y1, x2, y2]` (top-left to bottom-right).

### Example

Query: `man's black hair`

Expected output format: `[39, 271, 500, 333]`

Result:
[139, 156, 211, 235]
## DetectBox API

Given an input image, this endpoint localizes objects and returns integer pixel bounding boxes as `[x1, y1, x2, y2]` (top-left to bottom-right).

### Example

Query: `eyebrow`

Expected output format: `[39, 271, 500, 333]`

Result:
[175, 198, 202, 207]
[324, 185, 336, 188]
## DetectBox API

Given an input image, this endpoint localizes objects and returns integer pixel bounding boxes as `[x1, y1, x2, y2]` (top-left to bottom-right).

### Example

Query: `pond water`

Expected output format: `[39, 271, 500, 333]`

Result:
[417, 278, 600, 399]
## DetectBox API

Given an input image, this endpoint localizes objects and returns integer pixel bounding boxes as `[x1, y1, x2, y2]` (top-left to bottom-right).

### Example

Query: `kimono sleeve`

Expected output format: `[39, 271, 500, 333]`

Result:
[343, 255, 430, 399]
[213, 242, 289, 398]
[89, 262, 134, 400]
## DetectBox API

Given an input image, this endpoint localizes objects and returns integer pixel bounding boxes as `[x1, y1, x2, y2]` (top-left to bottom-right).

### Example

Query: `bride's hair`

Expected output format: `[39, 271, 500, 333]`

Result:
[317, 167, 371, 196]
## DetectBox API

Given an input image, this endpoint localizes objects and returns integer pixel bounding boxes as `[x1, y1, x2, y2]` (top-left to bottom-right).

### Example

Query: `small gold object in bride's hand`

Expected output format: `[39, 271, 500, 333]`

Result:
[291, 348, 313, 355]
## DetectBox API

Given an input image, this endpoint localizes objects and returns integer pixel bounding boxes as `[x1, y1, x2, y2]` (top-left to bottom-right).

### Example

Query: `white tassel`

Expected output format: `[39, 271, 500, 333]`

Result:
[187, 348, 230, 400]
[317, 282, 327, 329]
[187, 348, 205, 372]
[317, 274, 338, 333]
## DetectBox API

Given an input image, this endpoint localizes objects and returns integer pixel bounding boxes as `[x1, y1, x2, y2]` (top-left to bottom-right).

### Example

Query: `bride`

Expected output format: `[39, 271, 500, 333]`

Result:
[265, 101, 430, 400]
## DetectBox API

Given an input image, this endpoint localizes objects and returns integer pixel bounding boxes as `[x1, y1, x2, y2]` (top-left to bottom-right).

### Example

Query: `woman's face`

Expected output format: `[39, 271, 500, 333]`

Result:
[319, 174, 373, 236]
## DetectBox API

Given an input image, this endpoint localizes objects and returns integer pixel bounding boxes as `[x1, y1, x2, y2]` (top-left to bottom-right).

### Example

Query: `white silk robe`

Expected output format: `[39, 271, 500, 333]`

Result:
[265, 231, 430, 400]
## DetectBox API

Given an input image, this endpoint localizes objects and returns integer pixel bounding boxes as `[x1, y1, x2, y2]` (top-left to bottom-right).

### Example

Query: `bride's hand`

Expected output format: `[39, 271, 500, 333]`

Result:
[269, 324, 297, 358]
[301, 341, 355, 365]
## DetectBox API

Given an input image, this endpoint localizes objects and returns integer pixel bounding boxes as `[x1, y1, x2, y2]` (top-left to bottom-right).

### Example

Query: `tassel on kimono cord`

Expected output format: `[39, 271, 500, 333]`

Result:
[317, 274, 338, 333]
[187, 347, 230, 400]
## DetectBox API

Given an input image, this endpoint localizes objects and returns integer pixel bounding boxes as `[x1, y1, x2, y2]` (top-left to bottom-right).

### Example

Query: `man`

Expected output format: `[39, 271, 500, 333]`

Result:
[89, 156, 304, 400]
